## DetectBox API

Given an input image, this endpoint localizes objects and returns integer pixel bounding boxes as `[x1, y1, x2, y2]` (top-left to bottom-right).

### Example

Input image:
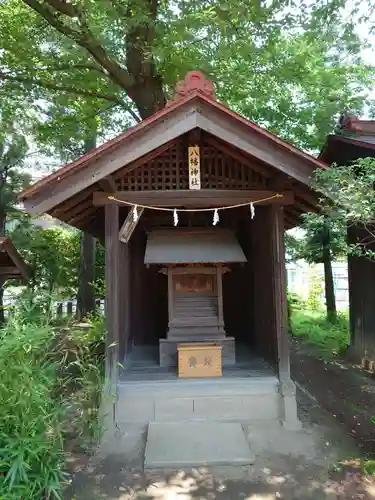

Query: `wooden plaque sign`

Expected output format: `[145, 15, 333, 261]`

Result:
[177, 342, 222, 378]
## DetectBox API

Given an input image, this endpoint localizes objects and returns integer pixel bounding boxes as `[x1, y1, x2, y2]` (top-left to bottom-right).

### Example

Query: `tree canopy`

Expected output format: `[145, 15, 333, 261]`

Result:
[0, 0, 374, 153]
[313, 157, 375, 259]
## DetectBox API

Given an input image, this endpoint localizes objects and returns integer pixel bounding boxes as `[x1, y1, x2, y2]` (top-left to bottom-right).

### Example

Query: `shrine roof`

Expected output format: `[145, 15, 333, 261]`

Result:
[0, 238, 30, 281]
[319, 115, 375, 165]
[20, 71, 325, 208]
[18, 71, 326, 234]
[144, 228, 247, 265]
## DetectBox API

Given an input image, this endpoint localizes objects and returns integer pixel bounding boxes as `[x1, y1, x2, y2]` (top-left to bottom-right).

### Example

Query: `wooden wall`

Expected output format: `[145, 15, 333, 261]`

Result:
[348, 225, 375, 360]
[128, 227, 168, 348]
[248, 206, 279, 370]
[120, 207, 285, 368]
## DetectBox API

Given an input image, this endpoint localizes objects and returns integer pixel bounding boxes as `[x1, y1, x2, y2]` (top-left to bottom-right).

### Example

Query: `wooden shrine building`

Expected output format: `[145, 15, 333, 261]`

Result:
[0, 238, 29, 282]
[320, 115, 375, 364]
[20, 71, 325, 431]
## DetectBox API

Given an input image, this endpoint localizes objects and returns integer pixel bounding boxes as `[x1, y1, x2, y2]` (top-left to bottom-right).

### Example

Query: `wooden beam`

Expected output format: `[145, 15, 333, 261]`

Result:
[68, 206, 98, 226]
[268, 172, 294, 190]
[93, 189, 294, 208]
[294, 197, 316, 213]
[0, 266, 21, 276]
[52, 188, 94, 217]
[61, 197, 93, 219]
[98, 175, 117, 192]
[295, 189, 319, 209]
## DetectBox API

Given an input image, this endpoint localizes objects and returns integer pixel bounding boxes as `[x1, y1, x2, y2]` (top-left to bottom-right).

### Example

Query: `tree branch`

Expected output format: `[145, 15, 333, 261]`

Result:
[22, 0, 135, 91]
[0, 70, 123, 104]
[45, 0, 76, 17]
[21, 63, 107, 75]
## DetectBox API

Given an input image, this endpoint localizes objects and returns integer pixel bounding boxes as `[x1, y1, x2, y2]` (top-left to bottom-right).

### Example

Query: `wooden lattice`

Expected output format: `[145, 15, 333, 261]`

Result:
[117, 140, 267, 191]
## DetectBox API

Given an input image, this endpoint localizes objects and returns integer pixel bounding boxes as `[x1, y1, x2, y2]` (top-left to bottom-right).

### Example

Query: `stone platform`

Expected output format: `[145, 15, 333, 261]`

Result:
[144, 421, 255, 469]
[117, 374, 280, 425]
[117, 345, 300, 430]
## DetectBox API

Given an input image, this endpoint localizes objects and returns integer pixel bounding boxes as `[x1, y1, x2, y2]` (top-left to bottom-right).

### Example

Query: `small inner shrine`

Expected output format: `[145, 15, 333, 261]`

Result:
[144, 228, 246, 366]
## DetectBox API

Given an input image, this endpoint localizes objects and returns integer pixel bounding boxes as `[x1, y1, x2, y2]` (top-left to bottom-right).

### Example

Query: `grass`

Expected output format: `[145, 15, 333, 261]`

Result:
[290, 308, 350, 357]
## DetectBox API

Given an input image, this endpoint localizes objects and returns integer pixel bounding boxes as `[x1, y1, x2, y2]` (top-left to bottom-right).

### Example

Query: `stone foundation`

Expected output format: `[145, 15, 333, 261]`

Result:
[159, 336, 235, 367]
[116, 376, 280, 425]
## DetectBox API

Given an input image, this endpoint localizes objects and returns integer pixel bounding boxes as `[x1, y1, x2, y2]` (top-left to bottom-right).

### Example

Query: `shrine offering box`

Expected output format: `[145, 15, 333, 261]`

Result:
[177, 342, 222, 378]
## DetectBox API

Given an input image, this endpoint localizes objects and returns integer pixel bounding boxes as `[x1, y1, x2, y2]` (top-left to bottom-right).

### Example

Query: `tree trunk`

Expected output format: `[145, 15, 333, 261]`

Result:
[76, 135, 97, 320]
[0, 209, 6, 324]
[323, 246, 337, 322]
[76, 231, 96, 320]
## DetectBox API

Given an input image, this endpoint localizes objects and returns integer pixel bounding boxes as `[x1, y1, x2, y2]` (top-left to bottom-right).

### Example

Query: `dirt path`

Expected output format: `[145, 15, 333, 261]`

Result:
[290, 337, 375, 458]
[65, 346, 375, 500]
[63, 337, 375, 499]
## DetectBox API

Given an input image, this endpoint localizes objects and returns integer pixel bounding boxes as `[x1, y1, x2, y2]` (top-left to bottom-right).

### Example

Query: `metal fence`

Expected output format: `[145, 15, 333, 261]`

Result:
[2, 297, 105, 319]
[55, 298, 105, 318]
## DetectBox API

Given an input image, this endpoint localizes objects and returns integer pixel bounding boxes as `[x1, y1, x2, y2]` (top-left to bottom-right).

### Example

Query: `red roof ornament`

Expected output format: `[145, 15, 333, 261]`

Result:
[167, 70, 216, 106]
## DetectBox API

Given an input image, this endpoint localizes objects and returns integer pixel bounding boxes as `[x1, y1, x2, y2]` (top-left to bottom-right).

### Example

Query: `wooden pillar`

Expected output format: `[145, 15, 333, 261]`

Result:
[104, 204, 120, 402]
[250, 206, 277, 367]
[270, 206, 301, 430]
[270, 206, 290, 382]
[216, 267, 224, 328]
[119, 240, 130, 361]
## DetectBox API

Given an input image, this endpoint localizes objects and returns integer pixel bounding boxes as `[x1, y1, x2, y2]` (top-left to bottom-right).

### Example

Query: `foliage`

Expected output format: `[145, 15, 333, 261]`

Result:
[0, 0, 373, 148]
[285, 232, 304, 263]
[298, 213, 347, 264]
[290, 308, 349, 357]
[287, 291, 307, 312]
[9, 218, 105, 299]
[0, 319, 65, 499]
[306, 272, 325, 311]
[313, 157, 375, 260]
[0, 130, 31, 230]
[0, 294, 105, 498]
[57, 312, 105, 451]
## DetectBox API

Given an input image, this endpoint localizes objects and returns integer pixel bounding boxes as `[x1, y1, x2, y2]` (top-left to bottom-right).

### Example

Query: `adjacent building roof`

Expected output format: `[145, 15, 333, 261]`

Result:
[0, 238, 30, 281]
[319, 114, 375, 165]
[144, 228, 247, 265]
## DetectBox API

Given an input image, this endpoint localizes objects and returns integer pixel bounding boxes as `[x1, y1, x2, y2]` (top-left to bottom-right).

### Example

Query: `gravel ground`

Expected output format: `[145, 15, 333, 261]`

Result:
[64, 387, 375, 500]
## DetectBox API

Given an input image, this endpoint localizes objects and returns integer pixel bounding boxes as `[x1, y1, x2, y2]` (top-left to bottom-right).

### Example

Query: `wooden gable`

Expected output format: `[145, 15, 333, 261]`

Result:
[112, 133, 269, 193]
[0, 238, 30, 281]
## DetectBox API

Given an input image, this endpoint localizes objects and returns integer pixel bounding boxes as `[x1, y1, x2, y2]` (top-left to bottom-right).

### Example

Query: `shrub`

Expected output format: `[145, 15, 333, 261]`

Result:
[0, 298, 105, 498]
[0, 321, 65, 499]
[56, 314, 105, 451]
[291, 309, 349, 356]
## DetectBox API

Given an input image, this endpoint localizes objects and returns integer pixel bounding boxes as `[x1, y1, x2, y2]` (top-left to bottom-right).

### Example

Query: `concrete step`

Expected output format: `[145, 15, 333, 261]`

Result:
[116, 377, 281, 424]
[144, 421, 255, 469]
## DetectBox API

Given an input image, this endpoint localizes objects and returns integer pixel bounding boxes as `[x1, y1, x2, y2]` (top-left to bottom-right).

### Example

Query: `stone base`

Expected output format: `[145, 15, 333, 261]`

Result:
[144, 421, 255, 469]
[159, 337, 235, 367]
[116, 376, 280, 425]
[279, 380, 302, 431]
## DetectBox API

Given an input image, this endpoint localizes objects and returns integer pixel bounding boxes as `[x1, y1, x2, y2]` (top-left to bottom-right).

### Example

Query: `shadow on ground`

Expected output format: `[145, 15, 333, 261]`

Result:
[65, 457, 375, 499]
[64, 390, 375, 499]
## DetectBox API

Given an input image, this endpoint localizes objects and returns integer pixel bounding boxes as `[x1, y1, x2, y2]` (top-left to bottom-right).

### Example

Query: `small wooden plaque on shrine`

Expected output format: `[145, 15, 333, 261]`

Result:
[177, 343, 222, 378]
